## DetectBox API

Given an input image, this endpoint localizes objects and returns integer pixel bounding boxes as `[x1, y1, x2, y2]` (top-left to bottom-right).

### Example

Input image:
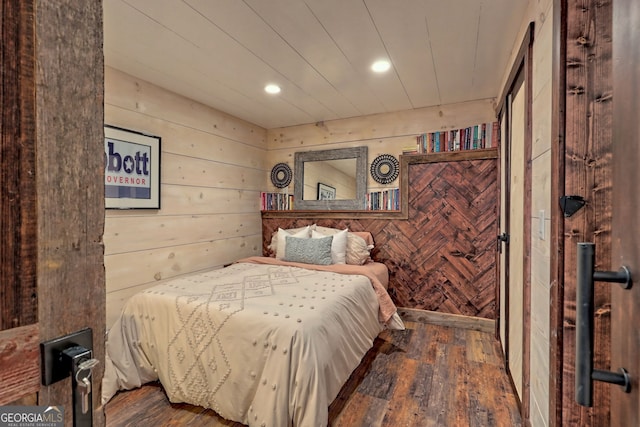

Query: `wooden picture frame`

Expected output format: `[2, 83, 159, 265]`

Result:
[317, 182, 336, 200]
[104, 125, 161, 209]
[294, 146, 367, 210]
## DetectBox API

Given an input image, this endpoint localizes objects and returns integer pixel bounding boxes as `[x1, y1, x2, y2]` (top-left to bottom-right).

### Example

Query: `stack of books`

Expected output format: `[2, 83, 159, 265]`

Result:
[366, 188, 399, 211]
[414, 121, 499, 154]
[260, 192, 294, 211]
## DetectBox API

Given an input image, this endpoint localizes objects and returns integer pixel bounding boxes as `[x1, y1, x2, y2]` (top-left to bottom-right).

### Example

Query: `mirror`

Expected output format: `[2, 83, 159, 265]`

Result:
[294, 146, 368, 210]
[303, 158, 356, 200]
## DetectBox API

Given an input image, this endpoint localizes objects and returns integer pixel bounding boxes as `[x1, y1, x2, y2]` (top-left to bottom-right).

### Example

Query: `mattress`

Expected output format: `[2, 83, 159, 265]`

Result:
[102, 257, 403, 427]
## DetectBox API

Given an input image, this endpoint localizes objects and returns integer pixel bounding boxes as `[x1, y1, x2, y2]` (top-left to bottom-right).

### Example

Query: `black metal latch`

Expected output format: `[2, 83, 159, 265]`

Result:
[496, 233, 509, 252]
[560, 195, 586, 217]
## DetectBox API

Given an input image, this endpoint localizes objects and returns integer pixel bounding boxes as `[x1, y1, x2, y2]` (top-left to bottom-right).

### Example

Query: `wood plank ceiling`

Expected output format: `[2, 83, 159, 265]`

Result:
[103, 0, 529, 129]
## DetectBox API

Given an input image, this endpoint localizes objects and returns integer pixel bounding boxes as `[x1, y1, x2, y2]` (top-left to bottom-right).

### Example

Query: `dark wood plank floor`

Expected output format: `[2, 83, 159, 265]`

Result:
[104, 319, 522, 427]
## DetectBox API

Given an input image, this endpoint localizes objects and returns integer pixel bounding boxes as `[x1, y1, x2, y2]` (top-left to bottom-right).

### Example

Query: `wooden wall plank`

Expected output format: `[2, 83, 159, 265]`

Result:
[561, 0, 613, 425]
[397, 308, 495, 333]
[550, 1, 567, 425]
[0, 0, 37, 330]
[0, 324, 39, 405]
[104, 213, 261, 255]
[0, 0, 39, 406]
[161, 152, 264, 190]
[123, 185, 260, 216]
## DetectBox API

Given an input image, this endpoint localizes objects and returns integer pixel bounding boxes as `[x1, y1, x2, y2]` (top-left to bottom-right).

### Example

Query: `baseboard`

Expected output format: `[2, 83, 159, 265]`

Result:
[397, 307, 495, 334]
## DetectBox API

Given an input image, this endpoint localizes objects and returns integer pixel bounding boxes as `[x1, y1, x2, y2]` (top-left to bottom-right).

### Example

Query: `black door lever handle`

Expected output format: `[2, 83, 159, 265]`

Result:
[575, 242, 632, 407]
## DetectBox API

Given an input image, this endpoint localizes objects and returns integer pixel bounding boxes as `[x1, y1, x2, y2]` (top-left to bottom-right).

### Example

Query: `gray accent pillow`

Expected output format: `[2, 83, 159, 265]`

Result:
[284, 235, 333, 265]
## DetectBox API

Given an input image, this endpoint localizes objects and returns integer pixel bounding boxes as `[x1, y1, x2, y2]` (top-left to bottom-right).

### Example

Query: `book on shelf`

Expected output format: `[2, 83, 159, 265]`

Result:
[261, 192, 294, 211]
[366, 188, 400, 211]
[413, 121, 499, 154]
[402, 145, 418, 155]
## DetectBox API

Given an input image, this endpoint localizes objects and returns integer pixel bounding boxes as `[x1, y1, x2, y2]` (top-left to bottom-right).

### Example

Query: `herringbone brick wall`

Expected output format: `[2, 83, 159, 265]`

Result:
[262, 158, 498, 319]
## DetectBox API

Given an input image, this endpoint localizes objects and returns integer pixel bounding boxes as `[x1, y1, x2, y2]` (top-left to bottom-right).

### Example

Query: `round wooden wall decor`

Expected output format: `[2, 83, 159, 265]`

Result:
[270, 163, 292, 188]
[370, 154, 399, 184]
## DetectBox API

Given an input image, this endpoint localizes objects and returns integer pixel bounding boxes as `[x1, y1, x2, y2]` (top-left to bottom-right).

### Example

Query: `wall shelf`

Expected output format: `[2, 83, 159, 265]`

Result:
[262, 148, 498, 220]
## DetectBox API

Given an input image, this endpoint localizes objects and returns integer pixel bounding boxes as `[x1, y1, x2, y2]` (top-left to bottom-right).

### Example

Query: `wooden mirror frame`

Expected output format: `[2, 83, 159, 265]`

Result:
[294, 146, 368, 210]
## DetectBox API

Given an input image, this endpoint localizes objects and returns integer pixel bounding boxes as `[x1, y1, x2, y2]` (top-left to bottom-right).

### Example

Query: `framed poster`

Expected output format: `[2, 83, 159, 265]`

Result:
[104, 125, 161, 209]
[317, 182, 336, 200]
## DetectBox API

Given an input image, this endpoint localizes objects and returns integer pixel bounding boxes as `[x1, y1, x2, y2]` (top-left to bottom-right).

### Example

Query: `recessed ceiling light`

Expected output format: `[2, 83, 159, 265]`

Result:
[371, 60, 391, 73]
[264, 84, 281, 94]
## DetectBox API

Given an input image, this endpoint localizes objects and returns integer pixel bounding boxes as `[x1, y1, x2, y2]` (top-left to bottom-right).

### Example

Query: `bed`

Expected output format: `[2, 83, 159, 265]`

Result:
[102, 227, 404, 427]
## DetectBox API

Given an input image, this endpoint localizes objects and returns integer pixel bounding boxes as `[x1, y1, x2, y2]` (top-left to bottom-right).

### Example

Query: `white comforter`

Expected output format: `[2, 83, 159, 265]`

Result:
[102, 260, 400, 427]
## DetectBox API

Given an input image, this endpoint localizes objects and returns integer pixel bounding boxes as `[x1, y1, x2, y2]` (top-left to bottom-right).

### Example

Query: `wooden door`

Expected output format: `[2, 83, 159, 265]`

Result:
[0, 0, 40, 404]
[611, 0, 640, 424]
[498, 24, 533, 419]
[507, 79, 526, 400]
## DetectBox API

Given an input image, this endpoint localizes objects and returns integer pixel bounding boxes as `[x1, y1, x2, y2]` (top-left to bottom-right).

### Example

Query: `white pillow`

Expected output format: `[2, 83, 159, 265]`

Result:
[312, 228, 348, 264]
[276, 226, 311, 259]
[268, 225, 315, 256]
[313, 225, 341, 235]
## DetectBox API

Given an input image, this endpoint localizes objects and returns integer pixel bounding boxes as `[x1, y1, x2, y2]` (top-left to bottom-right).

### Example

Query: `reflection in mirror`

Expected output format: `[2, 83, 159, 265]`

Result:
[294, 146, 368, 210]
[302, 159, 357, 200]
